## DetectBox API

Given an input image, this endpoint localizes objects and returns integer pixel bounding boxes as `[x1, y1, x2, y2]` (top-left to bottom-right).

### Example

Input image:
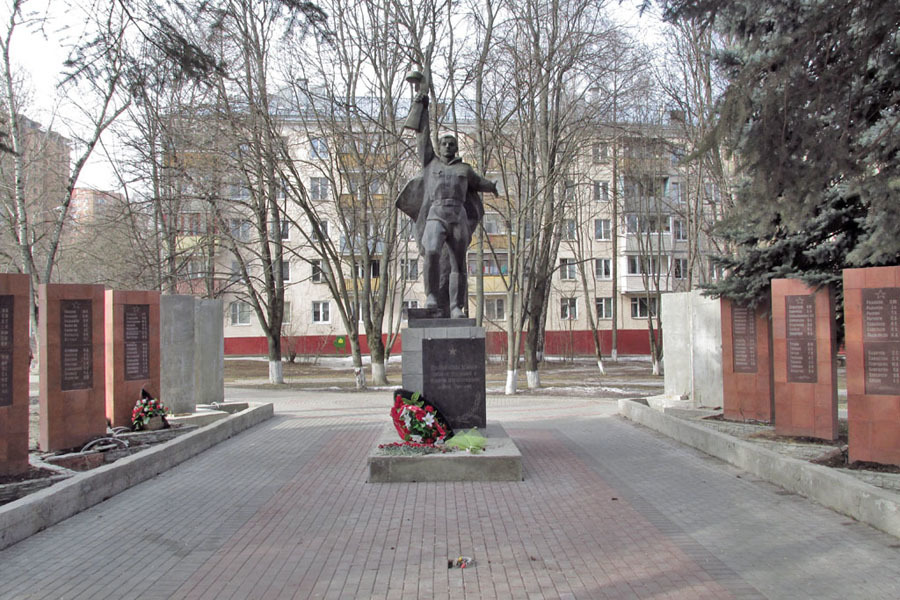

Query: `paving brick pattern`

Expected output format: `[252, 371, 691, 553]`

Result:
[1, 390, 899, 599]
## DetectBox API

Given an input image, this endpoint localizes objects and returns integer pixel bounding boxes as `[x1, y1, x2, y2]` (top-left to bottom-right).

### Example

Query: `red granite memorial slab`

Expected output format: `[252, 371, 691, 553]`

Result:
[105, 290, 161, 429]
[844, 266, 900, 466]
[771, 279, 838, 440]
[0, 274, 31, 476]
[39, 284, 106, 452]
[721, 298, 774, 422]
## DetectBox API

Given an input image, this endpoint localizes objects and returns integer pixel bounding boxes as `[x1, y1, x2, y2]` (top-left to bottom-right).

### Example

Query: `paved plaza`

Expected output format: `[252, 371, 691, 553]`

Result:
[2, 388, 899, 599]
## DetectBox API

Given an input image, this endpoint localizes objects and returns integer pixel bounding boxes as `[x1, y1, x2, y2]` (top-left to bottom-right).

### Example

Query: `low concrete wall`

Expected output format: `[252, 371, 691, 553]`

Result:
[0, 403, 273, 551]
[618, 399, 900, 539]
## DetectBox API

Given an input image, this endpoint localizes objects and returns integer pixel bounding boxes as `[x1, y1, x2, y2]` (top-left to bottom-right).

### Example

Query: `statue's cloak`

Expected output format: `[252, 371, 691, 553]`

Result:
[395, 176, 484, 246]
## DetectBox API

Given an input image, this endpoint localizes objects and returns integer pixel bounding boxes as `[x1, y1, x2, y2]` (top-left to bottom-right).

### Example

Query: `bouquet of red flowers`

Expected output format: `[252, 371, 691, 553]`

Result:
[390, 389, 451, 445]
[132, 389, 168, 431]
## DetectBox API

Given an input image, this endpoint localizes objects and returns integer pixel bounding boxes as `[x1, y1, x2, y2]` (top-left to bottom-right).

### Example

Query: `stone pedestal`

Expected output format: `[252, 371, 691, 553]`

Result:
[721, 299, 774, 423]
[844, 267, 900, 466]
[771, 279, 838, 440]
[161, 295, 224, 415]
[105, 290, 161, 428]
[39, 283, 107, 452]
[0, 274, 31, 476]
[401, 318, 485, 430]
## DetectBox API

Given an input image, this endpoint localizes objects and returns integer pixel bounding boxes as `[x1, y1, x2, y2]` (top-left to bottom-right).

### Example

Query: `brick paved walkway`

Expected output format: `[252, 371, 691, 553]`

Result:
[1, 389, 899, 599]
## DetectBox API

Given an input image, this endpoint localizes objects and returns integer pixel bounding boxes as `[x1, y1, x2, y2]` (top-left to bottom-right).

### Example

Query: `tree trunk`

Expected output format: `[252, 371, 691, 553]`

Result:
[505, 369, 518, 395]
[267, 334, 284, 384]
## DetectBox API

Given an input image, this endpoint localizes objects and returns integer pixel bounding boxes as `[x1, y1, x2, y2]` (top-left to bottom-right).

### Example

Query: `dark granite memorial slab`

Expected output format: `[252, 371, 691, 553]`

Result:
[785, 295, 817, 383]
[422, 337, 485, 429]
[0, 274, 29, 476]
[731, 304, 758, 374]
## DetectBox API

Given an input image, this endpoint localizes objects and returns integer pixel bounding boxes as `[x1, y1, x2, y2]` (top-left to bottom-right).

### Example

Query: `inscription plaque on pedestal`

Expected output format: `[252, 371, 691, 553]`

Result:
[731, 304, 757, 373]
[60, 299, 93, 391]
[862, 288, 900, 395]
[123, 304, 150, 381]
[422, 337, 486, 429]
[785, 295, 817, 383]
[0, 295, 12, 407]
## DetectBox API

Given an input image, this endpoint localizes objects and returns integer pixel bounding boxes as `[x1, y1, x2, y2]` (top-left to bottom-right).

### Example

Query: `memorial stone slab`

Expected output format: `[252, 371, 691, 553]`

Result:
[721, 299, 774, 423]
[843, 266, 900, 466]
[161, 295, 224, 415]
[105, 290, 161, 428]
[0, 274, 31, 475]
[40, 283, 106, 452]
[771, 279, 838, 440]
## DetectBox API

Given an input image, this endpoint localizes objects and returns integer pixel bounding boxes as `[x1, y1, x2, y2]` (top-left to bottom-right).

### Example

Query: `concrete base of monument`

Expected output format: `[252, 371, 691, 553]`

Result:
[367, 423, 523, 483]
[166, 408, 229, 428]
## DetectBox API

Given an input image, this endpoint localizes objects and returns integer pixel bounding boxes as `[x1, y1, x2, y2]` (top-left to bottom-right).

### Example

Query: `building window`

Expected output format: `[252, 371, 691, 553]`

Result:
[402, 299, 419, 311]
[312, 301, 330, 323]
[280, 219, 291, 240]
[281, 260, 291, 282]
[310, 177, 330, 201]
[674, 258, 688, 279]
[627, 255, 668, 275]
[560, 297, 578, 320]
[230, 301, 252, 326]
[311, 259, 324, 283]
[400, 258, 418, 280]
[229, 260, 242, 283]
[668, 181, 683, 204]
[594, 219, 611, 240]
[309, 137, 328, 159]
[595, 258, 612, 280]
[228, 218, 251, 242]
[560, 257, 577, 281]
[485, 297, 505, 321]
[673, 219, 687, 241]
[593, 180, 609, 202]
[185, 259, 204, 280]
[561, 219, 577, 240]
[522, 219, 534, 240]
[631, 296, 658, 319]
[596, 297, 613, 320]
[482, 213, 505, 234]
[592, 142, 608, 163]
[312, 220, 328, 242]
[179, 212, 207, 236]
[282, 301, 292, 325]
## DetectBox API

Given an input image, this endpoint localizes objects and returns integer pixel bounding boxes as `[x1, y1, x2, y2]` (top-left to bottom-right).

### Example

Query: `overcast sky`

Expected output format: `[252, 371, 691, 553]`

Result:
[7, 0, 663, 191]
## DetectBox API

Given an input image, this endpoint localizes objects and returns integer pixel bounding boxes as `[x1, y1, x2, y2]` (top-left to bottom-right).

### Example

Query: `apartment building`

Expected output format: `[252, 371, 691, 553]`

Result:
[171, 111, 724, 358]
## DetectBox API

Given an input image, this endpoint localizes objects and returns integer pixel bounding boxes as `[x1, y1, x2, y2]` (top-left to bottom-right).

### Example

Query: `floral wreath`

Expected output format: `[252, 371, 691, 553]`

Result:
[132, 389, 168, 431]
[390, 389, 451, 445]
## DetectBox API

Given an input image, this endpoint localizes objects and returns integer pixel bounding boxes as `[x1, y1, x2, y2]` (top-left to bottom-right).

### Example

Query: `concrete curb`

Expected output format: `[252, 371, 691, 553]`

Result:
[618, 398, 900, 539]
[0, 402, 274, 551]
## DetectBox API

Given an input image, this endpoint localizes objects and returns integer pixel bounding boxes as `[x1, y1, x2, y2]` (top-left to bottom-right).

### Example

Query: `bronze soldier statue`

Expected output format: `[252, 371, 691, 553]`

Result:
[396, 91, 499, 318]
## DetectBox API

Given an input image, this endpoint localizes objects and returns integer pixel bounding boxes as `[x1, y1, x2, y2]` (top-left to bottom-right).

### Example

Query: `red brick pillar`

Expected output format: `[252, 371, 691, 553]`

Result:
[39, 284, 107, 452]
[771, 279, 838, 440]
[721, 298, 774, 422]
[105, 290, 161, 429]
[843, 267, 900, 466]
[0, 274, 32, 476]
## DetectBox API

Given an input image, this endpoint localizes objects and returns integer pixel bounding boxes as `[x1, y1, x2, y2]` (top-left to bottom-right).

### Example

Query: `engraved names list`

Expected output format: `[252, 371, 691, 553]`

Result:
[731, 304, 757, 373]
[785, 295, 817, 383]
[0, 296, 13, 406]
[60, 299, 93, 390]
[123, 304, 150, 381]
[862, 288, 900, 395]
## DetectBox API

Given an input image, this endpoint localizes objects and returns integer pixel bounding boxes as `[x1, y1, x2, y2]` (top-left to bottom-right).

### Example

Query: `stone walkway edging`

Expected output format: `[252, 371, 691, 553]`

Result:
[0, 402, 274, 551]
[618, 398, 900, 539]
